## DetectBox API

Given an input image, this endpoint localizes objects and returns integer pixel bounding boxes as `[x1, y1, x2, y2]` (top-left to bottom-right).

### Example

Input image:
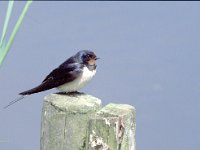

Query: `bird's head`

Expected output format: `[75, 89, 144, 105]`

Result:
[76, 50, 99, 66]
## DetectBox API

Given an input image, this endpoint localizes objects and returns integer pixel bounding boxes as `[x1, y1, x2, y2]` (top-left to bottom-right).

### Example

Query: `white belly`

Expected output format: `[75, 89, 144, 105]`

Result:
[57, 66, 96, 92]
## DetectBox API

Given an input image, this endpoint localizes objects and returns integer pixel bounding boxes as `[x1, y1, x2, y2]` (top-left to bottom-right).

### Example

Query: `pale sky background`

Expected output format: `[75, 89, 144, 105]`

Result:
[0, 2, 200, 150]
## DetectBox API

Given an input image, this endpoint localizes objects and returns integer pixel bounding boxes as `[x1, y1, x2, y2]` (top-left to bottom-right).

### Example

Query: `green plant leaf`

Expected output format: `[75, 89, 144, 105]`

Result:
[0, 1, 32, 66]
[0, 0, 14, 47]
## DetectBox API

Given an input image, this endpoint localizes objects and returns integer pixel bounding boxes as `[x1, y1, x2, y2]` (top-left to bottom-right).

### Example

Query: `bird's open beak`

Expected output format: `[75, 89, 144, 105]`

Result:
[95, 57, 100, 60]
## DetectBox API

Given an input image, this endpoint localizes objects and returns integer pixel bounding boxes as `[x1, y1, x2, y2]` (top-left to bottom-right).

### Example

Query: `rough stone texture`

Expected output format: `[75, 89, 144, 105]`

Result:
[86, 103, 136, 150]
[40, 93, 102, 150]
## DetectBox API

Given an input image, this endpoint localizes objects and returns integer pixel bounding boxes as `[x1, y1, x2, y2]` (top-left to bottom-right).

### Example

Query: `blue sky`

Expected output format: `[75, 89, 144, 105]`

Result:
[0, 2, 200, 150]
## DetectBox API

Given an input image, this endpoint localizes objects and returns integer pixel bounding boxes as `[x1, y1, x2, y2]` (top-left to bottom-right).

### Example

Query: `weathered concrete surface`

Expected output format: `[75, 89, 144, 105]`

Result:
[40, 93, 102, 150]
[87, 103, 136, 150]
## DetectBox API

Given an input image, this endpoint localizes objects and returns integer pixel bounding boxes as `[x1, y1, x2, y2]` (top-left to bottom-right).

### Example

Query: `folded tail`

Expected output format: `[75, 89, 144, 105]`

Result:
[4, 82, 55, 109]
[19, 81, 55, 95]
[19, 85, 48, 95]
[4, 95, 26, 109]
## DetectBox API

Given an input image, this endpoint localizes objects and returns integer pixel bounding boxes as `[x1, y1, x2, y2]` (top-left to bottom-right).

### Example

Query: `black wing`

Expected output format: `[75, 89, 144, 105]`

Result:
[19, 63, 83, 95]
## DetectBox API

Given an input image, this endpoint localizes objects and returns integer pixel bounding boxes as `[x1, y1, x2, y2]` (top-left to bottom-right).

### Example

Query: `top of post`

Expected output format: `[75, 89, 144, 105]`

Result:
[44, 93, 102, 113]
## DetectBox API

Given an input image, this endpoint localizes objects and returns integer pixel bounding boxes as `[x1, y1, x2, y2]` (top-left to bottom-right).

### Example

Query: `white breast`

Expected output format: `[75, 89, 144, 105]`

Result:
[57, 66, 96, 93]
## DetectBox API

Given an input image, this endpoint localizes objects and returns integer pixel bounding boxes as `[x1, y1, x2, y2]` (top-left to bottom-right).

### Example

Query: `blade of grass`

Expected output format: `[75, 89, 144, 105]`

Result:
[0, 1, 32, 66]
[0, 0, 14, 47]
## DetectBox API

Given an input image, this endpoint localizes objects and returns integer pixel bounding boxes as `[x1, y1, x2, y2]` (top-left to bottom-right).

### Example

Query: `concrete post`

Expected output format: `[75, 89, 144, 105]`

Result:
[40, 93, 102, 150]
[40, 94, 136, 150]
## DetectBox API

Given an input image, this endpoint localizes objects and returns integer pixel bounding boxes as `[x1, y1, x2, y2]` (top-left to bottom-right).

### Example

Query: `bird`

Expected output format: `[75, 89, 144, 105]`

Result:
[4, 50, 99, 108]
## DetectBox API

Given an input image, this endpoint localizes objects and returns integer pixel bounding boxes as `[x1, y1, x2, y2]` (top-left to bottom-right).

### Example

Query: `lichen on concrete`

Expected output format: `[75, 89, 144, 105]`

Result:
[89, 130, 109, 150]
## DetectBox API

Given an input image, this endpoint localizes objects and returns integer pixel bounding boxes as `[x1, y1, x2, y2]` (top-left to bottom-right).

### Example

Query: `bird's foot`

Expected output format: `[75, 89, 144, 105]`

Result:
[56, 91, 85, 97]
[67, 91, 85, 96]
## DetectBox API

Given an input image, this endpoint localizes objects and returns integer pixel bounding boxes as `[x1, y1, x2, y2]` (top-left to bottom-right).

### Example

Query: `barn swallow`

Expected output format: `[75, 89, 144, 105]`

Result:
[4, 50, 99, 108]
